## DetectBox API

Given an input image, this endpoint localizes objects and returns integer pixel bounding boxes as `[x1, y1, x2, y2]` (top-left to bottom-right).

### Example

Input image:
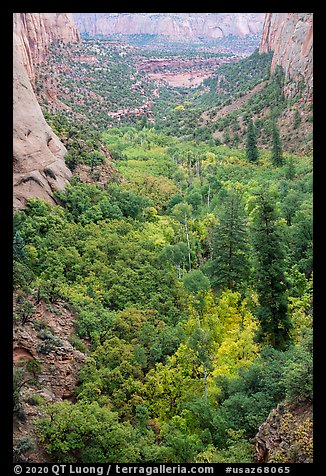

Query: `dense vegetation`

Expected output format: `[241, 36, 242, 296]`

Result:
[14, 120, 313, 462]
[83, 32, 260, 56]
[152, 54, 288, 145]
[36, 38, 156, 130]
[35, 37, 312, 155]
[197, 50, 274, 107]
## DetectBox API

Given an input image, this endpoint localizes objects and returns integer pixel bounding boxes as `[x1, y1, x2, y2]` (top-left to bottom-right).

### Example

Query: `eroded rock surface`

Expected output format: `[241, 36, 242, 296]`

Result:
[255, 402, 313, 463]
[13, 13, 80, 83]
[73, 13, 264, 42]
[13, 297, 87, 462]
[259, 13, 313, 98]
[13, 38, 71, 210]
[13, 13, 80, 210]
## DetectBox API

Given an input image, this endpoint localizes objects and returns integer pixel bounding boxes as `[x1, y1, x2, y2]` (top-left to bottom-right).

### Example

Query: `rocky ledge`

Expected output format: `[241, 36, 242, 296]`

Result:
[13, 297, 88, 462]
[255, 401, 313, 463]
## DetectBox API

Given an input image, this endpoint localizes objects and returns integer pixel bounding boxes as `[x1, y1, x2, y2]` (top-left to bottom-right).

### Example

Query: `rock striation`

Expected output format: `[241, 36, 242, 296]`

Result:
[73, 13, 264, 42]
[259, 13, 313, 98]
[13, 13, 80, 83]
[13, 13, 80, 210]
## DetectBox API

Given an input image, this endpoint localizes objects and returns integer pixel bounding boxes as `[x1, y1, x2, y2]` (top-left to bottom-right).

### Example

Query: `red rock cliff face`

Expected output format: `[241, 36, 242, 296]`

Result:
[13, 13, 80, 210]
[255, 402, 313, 463]
[73, 13, 264, 42]
[259, 13, 313, 97]
[13, 13, 80, 83]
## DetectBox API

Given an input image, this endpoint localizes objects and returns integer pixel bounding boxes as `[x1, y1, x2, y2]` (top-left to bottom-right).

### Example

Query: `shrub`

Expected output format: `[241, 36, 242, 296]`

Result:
[69, 334, 88, 353]
[13, 368, 24, 413]
[282, 330, 313, 403]
[35, 400, 142, 463]
[13, 368, 29, 421]
[26, 393, 46, 406]
[26, 358, 42, 375]
[36, 329, 64, 354]
[13, 437, 34, 463]
[15, 299, 35, 325]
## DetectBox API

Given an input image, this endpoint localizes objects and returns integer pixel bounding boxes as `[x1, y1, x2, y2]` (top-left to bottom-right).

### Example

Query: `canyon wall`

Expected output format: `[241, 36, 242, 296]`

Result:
[73, 13, 264, 42]
[13, 13, 80, 210]
[259, 13, 313, 97]
[13, 13, 80, 83]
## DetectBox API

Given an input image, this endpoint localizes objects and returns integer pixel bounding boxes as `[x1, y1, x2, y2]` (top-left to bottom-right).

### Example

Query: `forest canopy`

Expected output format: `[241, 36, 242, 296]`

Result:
[13, 122, 313, 463]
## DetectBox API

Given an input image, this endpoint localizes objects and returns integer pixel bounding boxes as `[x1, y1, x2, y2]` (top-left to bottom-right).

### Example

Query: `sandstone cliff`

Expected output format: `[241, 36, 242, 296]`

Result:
[13, 13, 80, 83]
[259, 13, 313, 98]
[13, 13, 80, 210]
[73, 13, 264, 42]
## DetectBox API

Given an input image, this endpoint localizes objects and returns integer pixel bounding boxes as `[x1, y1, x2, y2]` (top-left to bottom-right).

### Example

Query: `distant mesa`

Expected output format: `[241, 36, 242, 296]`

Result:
[73, 13, 265, 42]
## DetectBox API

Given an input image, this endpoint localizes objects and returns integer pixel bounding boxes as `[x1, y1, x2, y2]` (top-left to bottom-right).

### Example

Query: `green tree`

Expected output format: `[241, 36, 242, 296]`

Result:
[293, 109, 301, 129]
[172, 203, 193, 270]
[159, 243, 189, 279]
[161, 416, 202, 462]
[183, 269, 210, 296]
[216, 345, 288, 438]
[282, 329, 313, 403]
[183, 270, 211, 399]
[245, 119, 258, 162]
[13, 368, 25, 415]
[186, 191, 202, 213]
[13, 231, 26, 262]
[36, 401, 142, 463]
[272, 65, 285, 104]
[251, 189, 292, 349]
[284, 157, 296, 180]
[271, 122, 284, 166]
[208, 188, 250, 293]
[291, 200, 313, 276]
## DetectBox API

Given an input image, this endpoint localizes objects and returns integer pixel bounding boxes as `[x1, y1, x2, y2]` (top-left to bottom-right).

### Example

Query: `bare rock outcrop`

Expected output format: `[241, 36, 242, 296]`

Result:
[259, 13, 313, 98]
[13, 298, 87, 401]
[13, 13, 80, 210]
[13, 37, 72, 210]
[73, 13, 264, 42]
[13, 297, 88, 462]
[255, 402, 313, 463]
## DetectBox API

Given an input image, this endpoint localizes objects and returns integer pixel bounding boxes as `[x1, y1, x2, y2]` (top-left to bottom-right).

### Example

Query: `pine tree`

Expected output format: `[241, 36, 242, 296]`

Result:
[271, 122, 284, 166]
[273, 65, 285, 104]
[251, 189, 292, 349]
[13, 230, 26, 262]
[209, 188, 250, 293]
[293, 109, 301, 129]
[285, 157, 296, 180]
[245, 119, 258, 162]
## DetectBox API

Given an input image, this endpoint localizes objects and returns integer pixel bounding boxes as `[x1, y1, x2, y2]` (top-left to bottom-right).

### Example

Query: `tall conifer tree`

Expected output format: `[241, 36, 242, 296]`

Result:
[209, 188, 250, 293]
[245, 119, 258, 162]
[271, 122, 284, 166]
[251, 189, 292, 349]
